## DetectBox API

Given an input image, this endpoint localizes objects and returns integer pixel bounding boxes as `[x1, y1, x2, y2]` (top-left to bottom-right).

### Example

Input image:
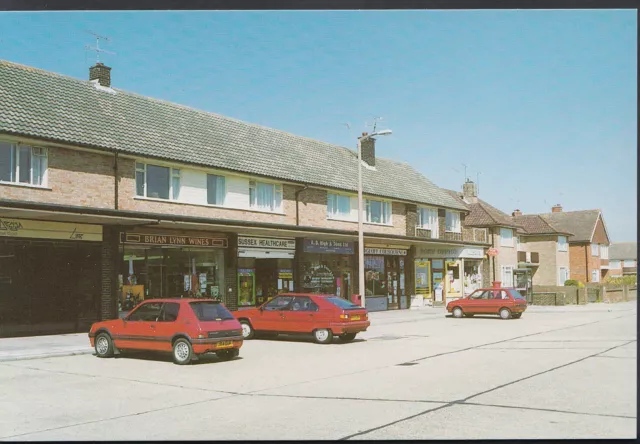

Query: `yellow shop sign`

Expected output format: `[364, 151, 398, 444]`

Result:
[0, 217, 103, 242]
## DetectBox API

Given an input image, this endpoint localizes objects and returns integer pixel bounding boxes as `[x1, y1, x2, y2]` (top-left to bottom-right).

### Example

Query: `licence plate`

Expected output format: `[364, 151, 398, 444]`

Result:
[216, 341, 233, 349]
[351, 316, 361, 321]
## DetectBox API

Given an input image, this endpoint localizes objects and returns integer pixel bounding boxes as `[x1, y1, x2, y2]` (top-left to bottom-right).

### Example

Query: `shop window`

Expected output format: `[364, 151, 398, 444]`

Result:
[365, 199, 392, 225]
[445, 211, 461, 233]
[207, 174, 226, 205]
[464, 261, 482, 295]
[364, 256, 386, 296]
[135, 162, 181, 200]
[249, 180, 283, 212]
[0, 141, 48, 186]
[417, 207, 439, 238]
[327, 193, 351, 220]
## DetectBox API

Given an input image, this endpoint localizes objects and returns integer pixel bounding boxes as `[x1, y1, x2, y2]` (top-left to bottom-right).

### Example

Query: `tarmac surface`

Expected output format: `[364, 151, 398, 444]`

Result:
[0, 302, 636, 440]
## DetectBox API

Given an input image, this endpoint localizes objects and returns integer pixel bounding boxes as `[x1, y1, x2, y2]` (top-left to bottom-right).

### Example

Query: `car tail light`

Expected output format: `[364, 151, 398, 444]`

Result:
[339, 314, 349, 320]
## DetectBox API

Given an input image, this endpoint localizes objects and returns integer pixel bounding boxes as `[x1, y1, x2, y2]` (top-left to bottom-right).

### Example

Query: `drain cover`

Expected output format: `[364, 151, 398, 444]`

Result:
[396, 362, 418, 366]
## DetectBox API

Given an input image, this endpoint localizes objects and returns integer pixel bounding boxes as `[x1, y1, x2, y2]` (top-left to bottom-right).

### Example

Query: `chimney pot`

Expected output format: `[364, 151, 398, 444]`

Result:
[462, 180, 478, 204]
[552, 204, 563, 213]
[362, 132, 368, 137]
[361, 136, 376, 167]
[89, 62, 112, 88]
[512, 209, 522, 217]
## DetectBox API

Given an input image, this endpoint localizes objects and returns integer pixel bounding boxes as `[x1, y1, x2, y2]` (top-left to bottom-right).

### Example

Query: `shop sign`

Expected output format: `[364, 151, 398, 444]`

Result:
[302, 265, 335, 288]
[487, 248, 499, 257]
[364, 248, 408, 256]
[304, 239, 354, 254]
[278, 269, 293, 279]
[238, 236, 296, 250]
[121, 233, 228, 247]
[0, 217, 102, 242]
[416, 246, 484, 259]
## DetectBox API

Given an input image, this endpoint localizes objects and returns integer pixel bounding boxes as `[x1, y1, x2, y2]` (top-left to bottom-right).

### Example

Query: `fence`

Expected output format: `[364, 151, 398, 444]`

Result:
[532, 284, 636, 306]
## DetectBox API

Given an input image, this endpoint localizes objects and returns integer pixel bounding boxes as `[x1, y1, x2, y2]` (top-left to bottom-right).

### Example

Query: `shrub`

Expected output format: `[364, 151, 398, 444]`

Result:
[603, 275, 637, 286]
[564, 279, 585, 287]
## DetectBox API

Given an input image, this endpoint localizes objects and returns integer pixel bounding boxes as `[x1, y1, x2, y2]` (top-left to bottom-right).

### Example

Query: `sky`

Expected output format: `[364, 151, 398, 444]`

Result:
[0, 10, 636, 241]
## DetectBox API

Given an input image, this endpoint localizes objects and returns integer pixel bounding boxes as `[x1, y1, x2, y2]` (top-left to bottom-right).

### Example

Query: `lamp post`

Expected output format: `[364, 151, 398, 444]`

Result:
[357, 129, 392, 308]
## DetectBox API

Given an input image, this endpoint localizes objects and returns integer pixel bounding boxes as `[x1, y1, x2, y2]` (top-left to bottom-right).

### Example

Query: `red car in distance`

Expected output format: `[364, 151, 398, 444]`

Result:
[233, 293, 370, 344]
[446, 288, 528, 320]
[89, 298, 243, 365]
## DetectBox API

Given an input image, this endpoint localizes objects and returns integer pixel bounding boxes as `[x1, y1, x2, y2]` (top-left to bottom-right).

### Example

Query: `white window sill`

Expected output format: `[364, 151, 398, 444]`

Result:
[133, 196, 285, 215]
[0, 181, 51, 190]
[327, 215, 356, 223]
[501, 245, 514, 248]
[365, 221, 393, 227]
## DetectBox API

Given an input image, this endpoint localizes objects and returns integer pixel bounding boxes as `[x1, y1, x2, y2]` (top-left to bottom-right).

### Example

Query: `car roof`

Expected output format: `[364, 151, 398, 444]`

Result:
[270, 293, 337, 298]
[139, 298, 223, 304]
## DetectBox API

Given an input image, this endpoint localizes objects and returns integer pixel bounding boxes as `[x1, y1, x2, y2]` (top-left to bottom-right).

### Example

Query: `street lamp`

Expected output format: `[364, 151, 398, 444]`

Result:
[357, 129, 392, 308]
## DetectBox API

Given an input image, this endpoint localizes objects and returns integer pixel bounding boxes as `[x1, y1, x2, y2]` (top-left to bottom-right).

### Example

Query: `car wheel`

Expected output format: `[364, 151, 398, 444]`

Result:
[339, 333, 357, 342]
[216, 348, 240, 361]
[240, 320, 255, 340]
[452, 307, 464, 318]
[512, 313, 522, 319]
[313, 328, 333, 344]
[172, 338, 194, 365]
[499, 308, 512, 320]
[95, 333, 114, 358]
[464, 314, 475, 318]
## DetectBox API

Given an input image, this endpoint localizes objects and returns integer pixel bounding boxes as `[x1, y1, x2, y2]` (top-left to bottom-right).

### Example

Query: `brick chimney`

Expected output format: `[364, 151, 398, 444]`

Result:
[360, 132, 376, 167]
[462, 179, 478, 204]
[512, 209, 522, 217]
[89, 62, 112, 88]
[552, 204, 563, 213]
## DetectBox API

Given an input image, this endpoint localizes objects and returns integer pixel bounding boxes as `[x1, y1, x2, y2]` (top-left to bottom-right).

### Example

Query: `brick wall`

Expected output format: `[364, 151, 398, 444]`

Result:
[1, 145, 115, 208]
[569, 244, 589, 283]
[405, 204, 417, 237]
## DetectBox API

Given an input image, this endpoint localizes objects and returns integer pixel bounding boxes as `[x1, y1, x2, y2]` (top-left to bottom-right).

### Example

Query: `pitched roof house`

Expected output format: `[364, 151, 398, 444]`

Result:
[608, 242, 637, 277]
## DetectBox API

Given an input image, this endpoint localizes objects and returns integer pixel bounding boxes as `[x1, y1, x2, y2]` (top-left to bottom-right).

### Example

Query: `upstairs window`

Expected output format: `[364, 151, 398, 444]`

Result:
[250, 180, 283, 212]
[557, 236, 568, 252]
[591, 243, 599, 257]
[365, 199, 392, 225]
[0, 142, 48, 186]
[623, 259, 636, 267]
[135, 162, 181, 201]
[599, 244, 609, 260]
[327, 193, 351, 220]
[445, 211, 461, 233]
[417, 207, 439, 238]
[500, 228, 514, 247]
[207, 174, 226, 206]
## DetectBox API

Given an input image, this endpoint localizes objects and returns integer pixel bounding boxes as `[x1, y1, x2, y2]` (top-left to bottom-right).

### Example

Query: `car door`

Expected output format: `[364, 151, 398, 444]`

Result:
[465, 290, 489, 314]
[255, 296, 294, 332]
[484, 290, 508, 314]
[116, 302, 163, 350]
[148, 302, 181, 352]
[281, 296, 315, 333]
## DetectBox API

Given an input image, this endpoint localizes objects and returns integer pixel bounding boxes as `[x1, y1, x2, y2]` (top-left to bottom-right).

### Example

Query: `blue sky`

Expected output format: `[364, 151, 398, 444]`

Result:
[0, 10, 636, 241]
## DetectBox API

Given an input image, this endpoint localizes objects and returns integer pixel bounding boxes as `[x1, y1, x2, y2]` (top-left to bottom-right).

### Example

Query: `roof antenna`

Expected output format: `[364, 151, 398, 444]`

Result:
[476, 171, 481, 195]
[365, 116, 383, 133]
[84, 30, 115, 64]
[462, 163, 468, 183]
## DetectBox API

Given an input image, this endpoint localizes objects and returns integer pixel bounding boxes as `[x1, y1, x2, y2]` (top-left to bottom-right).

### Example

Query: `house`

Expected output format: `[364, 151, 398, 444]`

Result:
[608, 242, 637, 277]
[530, 205, 612, 284]
[510, 211, 573, 286]
[0, 59, 488, 336]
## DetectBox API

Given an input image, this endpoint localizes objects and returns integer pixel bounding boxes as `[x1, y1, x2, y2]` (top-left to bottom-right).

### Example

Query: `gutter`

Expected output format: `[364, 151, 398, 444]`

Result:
[294, 185, 309, 226]
[114, 151, 119, 210]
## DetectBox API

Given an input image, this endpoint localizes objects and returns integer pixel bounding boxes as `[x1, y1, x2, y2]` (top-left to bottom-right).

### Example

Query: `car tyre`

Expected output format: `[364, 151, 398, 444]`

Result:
[216, 348, 240, 361]
[172, 338, 194, 365]
[240, 320, 255, 340]
[499, 308, 512, 320]
[95, 332, 114, 358]
[452, 307, 464, 318]
[339, 333, 357, 343]
[512, 313, 522, 319]
[313, 328, 333, 344]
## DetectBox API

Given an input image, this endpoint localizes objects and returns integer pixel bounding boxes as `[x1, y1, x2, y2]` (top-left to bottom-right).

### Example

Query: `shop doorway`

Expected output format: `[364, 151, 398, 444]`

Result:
[237, 257, 294, 307]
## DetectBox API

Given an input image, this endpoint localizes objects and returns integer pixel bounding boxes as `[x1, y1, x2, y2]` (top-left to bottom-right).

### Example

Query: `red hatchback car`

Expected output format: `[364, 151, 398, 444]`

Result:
[446, 288, 528, 320]
[89, 298, 243, 365]
[233, 293, 370, 344]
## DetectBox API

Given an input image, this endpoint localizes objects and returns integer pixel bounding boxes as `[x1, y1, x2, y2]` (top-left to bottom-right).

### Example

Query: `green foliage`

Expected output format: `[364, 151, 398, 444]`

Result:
[603, 275, 637, 286]
[564, 279, 585, 288]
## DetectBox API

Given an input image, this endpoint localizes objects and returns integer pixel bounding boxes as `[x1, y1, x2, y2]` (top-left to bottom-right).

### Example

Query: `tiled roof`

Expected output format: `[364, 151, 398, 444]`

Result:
[609, 242, 637, 260]
[0, 59, 466, 211]
[444, 189, 521, 228]
[539, 210, 601, 243]
[512, 214, 572, 236]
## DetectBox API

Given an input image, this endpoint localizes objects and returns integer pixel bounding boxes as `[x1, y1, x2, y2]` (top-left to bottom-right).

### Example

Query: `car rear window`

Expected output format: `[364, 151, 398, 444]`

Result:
[510, 290, 526, 300]
[326, 297, 361, 310]
[189, 302, 235, 321]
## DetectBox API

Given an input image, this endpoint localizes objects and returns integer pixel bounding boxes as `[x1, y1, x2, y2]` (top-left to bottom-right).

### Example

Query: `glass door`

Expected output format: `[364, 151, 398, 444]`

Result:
[386, 256, 400, 310]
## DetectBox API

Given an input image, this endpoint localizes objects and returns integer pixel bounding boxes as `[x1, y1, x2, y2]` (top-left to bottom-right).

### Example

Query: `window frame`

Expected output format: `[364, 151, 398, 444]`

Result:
[365, 198, 392, 225]
[135, 161, 181, 201]
[0, 142, 48, 187]
[206, 173, 227, 206]
[558, 267, 570, 286]
[599, 244, 609, 260]
[557, 236, 568, 252]
[591, 269, 600, 283]
[501, 265, 514, 287]
[327, 192, 352, 220]
[445, 210, 461, 233]
[249, 180, 283, 213]
[500, 228, 514, 247]
[623, 259, 636, 268]
[417, 206, 439, 238]
[591, 243, 599, 257]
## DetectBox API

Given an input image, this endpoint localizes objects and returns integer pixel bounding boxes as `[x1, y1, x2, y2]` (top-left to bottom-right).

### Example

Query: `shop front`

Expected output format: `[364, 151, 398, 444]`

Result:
[119, 231, 228, 315]
[0, 217, 103, 337]
[364, 246, 409, 311]
[414, 246, 485, 306]
[298, 239, 355, 299]
[237, 235, 296, 307]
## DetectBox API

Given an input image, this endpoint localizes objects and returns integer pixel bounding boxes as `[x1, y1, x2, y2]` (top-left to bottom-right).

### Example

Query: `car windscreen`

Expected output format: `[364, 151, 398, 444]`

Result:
[510, 290, 526, 300]
[326, 297, 361, 310]
[189, 302, 235, 321]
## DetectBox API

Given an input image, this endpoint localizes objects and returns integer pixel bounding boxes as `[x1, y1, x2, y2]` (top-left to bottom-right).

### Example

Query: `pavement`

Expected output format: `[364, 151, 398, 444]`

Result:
[0, 301, 636, 440]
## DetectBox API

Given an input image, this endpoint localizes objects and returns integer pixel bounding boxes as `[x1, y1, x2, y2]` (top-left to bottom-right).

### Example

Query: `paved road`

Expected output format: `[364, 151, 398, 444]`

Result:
[0, 302, 636, 440]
